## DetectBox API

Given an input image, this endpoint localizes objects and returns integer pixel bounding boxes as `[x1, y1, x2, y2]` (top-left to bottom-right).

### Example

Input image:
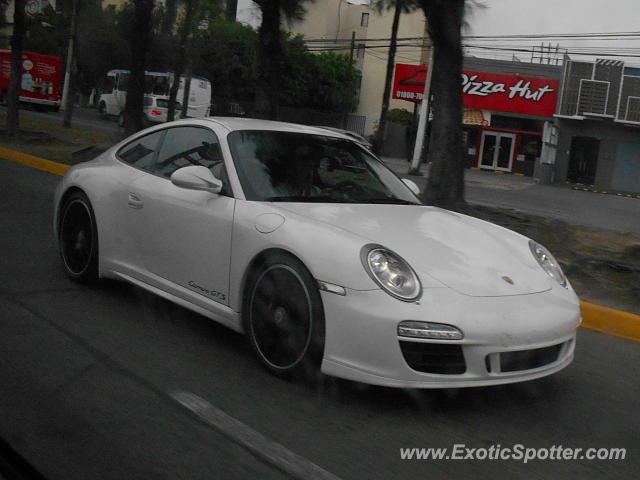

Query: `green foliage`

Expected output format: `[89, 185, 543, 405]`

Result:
[193, 17, 257, 101]
[19, 0, 358, 112]
[279, 34, 359, 112]
[387, 108, 413, 125]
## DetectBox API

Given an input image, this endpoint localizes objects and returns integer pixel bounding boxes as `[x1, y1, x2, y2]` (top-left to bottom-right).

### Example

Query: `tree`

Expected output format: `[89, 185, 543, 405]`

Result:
[418, 0, 465, 209]
[123, 0, 155, 135]
[167, 0, 199, 122]
[6, 0, 26, 136]
[225, 0, 237, 21]
[193, 17, 257, 104]
[281, 34, 358, 112]
[372, 0, 417, 155]
[161, 0, 179, 35]
[253, 0, 310, 119]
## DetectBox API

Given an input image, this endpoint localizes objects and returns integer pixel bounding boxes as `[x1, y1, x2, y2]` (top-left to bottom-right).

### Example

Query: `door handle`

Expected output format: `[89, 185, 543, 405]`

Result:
[128, 193, 144, 209]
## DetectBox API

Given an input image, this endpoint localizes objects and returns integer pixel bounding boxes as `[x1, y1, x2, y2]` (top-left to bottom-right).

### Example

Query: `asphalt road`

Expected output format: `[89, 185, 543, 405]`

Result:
[1, 159, 639, 479]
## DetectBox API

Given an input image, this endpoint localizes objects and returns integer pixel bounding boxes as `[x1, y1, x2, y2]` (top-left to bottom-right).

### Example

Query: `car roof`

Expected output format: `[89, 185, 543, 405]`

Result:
[201, 117, 353, 140]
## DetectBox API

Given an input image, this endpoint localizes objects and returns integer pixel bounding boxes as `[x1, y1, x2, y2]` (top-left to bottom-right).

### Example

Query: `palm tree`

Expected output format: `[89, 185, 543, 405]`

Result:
[418, 0, 466, 209]
[253, 0, 311, 119]
[372, 0, 419, 155]
[123, 0, 155, 135]
[167, 0, 200, 122]
[6, 0, 26, 136]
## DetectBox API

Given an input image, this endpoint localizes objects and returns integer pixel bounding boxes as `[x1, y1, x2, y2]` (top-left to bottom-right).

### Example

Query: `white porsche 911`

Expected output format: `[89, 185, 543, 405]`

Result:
[54, 117, 581, 388]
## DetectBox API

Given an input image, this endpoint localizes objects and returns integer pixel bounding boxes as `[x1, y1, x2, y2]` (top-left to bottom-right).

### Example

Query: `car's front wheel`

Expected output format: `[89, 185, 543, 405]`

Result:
[58, 191, 99, 283]
[243, 253, 325, 379]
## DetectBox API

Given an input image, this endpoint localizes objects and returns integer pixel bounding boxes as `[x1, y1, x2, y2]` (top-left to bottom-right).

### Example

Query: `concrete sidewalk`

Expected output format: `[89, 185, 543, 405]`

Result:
[381, 156, 537, 189]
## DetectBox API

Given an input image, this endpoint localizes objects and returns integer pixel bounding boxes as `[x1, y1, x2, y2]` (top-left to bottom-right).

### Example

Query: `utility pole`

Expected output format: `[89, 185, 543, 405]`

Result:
[60, 0, 78, 127]
[348, 31, 356, 68]
[344, 30, 356, 129]
[409, 46, 434, 174]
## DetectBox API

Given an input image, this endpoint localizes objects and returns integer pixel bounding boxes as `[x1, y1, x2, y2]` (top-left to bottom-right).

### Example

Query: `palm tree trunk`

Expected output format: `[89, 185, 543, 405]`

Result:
[168, 0, 197, 122]
[255, 1, 282, 120]
[161, 0, 179, 36]
[181, 62, 193, 119]
[6, 0, 26, 136]
[124, 0, 154, 136]
[373, 0, 403, 155]
[421, 0, 465, 209]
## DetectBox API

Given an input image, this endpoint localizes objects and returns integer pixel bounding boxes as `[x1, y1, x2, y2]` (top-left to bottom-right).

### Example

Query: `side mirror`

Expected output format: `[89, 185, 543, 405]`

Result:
[402, 178, 421, 196]
[170, 165, 223, 194]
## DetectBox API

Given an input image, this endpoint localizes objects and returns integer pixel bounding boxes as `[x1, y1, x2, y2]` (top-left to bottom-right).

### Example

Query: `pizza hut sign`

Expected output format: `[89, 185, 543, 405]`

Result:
[392, 63, 560, 117]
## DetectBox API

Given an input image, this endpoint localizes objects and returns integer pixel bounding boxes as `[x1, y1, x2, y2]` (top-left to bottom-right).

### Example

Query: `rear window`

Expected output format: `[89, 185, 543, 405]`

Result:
[156, 99, 180, 109]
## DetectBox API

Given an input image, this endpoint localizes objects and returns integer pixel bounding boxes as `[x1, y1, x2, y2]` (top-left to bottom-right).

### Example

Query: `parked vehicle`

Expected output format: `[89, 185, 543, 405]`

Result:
[0, 50, 62, 111]
[98, 69, 211, 119]
[144, 95, 178, 123]
[54, 118, 580, 388]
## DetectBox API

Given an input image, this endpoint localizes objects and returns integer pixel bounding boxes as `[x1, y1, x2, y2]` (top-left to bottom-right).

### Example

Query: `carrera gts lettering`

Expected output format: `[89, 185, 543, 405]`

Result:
[188, 280, 226, 301]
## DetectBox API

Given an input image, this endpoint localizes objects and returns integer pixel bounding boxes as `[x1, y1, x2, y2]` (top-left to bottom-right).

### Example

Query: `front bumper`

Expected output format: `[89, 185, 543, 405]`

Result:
[320, 285, 580, 388]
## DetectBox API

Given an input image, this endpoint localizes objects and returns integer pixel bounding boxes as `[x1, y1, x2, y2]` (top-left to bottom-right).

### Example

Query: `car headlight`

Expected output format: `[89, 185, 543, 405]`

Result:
[361, 245, 422, 301]
[529, 240, 568, 288]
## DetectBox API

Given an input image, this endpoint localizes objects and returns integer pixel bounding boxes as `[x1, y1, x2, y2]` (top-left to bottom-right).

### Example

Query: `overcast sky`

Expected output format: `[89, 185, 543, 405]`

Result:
[466, 0, 640, 65]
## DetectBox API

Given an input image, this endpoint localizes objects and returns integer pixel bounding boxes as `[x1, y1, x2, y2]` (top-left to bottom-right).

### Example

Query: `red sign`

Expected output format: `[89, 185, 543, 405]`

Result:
[392, 63, 559, 117]
[0, 50, 63, 107]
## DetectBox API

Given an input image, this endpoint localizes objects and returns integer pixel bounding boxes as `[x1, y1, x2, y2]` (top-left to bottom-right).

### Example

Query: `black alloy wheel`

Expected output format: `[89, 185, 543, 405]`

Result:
[244, 253, 325, 378]
[59, 191, 99, 283]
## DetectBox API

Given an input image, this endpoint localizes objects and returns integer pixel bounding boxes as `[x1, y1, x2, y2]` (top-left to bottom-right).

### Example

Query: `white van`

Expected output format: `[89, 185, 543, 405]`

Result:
[98, 70, 211, 120]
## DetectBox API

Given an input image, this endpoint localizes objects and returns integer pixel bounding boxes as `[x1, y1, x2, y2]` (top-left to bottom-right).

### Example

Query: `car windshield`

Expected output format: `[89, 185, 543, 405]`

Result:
[227, 130, 421, 204]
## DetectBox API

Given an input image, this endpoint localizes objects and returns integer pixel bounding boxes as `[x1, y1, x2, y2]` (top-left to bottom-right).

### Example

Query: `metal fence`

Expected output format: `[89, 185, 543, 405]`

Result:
[210, 97, 367, 136]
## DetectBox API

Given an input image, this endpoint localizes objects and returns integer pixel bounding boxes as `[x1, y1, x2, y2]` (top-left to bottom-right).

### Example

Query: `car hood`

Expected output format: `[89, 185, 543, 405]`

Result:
[273, 203, 551, 297]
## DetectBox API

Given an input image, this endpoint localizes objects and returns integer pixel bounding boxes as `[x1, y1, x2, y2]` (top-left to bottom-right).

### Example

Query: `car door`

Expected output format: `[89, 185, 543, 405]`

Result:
[124, 125, 235, 306]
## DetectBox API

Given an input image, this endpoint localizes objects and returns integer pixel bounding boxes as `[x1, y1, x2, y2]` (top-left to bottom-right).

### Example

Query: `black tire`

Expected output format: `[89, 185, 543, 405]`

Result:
[98, 101, 107, 117]
[243, 253, 325, 379]
[58, 191, 99, 283]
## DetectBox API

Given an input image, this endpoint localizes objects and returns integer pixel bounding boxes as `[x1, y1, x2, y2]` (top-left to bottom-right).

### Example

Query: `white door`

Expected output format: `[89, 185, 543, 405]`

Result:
[479, 132, 516, 172]
[123, 125, 235, 306]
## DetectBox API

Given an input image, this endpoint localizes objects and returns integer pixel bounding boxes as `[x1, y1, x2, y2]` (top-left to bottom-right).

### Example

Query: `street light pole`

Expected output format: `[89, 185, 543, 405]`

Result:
[409, 46, 434, 173]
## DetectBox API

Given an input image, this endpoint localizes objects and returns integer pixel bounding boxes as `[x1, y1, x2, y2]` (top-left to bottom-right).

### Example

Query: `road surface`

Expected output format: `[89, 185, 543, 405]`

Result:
[0, 159, 638, 479]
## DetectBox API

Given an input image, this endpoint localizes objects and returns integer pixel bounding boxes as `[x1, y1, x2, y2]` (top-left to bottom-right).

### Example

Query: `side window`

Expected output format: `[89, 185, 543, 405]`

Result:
[156, 127, 231, 196]
[117, 130, 164, 173]
[103, 76, 115, 94]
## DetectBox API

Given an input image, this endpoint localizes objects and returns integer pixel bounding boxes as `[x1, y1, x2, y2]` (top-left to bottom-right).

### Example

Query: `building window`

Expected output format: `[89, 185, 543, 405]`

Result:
[361, 12, 369, 27]
[357, 44, 365, 59]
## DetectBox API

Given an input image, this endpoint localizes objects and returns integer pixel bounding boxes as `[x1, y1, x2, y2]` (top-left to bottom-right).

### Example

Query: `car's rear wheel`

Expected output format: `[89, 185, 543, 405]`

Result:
[59, 191, 99, 283]
[98, 101, 107, 117]
[244, 254, 325, 379]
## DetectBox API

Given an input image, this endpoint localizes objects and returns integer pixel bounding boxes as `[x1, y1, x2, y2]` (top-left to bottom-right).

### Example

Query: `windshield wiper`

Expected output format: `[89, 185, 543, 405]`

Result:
[265, 195, 347, 203]
[367, 197, 422, 205]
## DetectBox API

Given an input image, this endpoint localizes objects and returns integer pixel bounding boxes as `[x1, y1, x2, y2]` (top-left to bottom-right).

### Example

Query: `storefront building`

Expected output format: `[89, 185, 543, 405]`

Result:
[554, 59, 640, 194]
[392, 58, 562, 177]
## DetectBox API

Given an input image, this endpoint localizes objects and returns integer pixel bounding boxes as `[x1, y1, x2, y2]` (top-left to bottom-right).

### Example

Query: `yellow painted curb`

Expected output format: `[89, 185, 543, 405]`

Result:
[581, 300, 640, 342]
[0, 146, 69, 176]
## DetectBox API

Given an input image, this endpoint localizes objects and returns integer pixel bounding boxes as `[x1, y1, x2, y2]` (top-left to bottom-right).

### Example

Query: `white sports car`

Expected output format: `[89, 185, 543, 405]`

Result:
[54, 117, 581, 388]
